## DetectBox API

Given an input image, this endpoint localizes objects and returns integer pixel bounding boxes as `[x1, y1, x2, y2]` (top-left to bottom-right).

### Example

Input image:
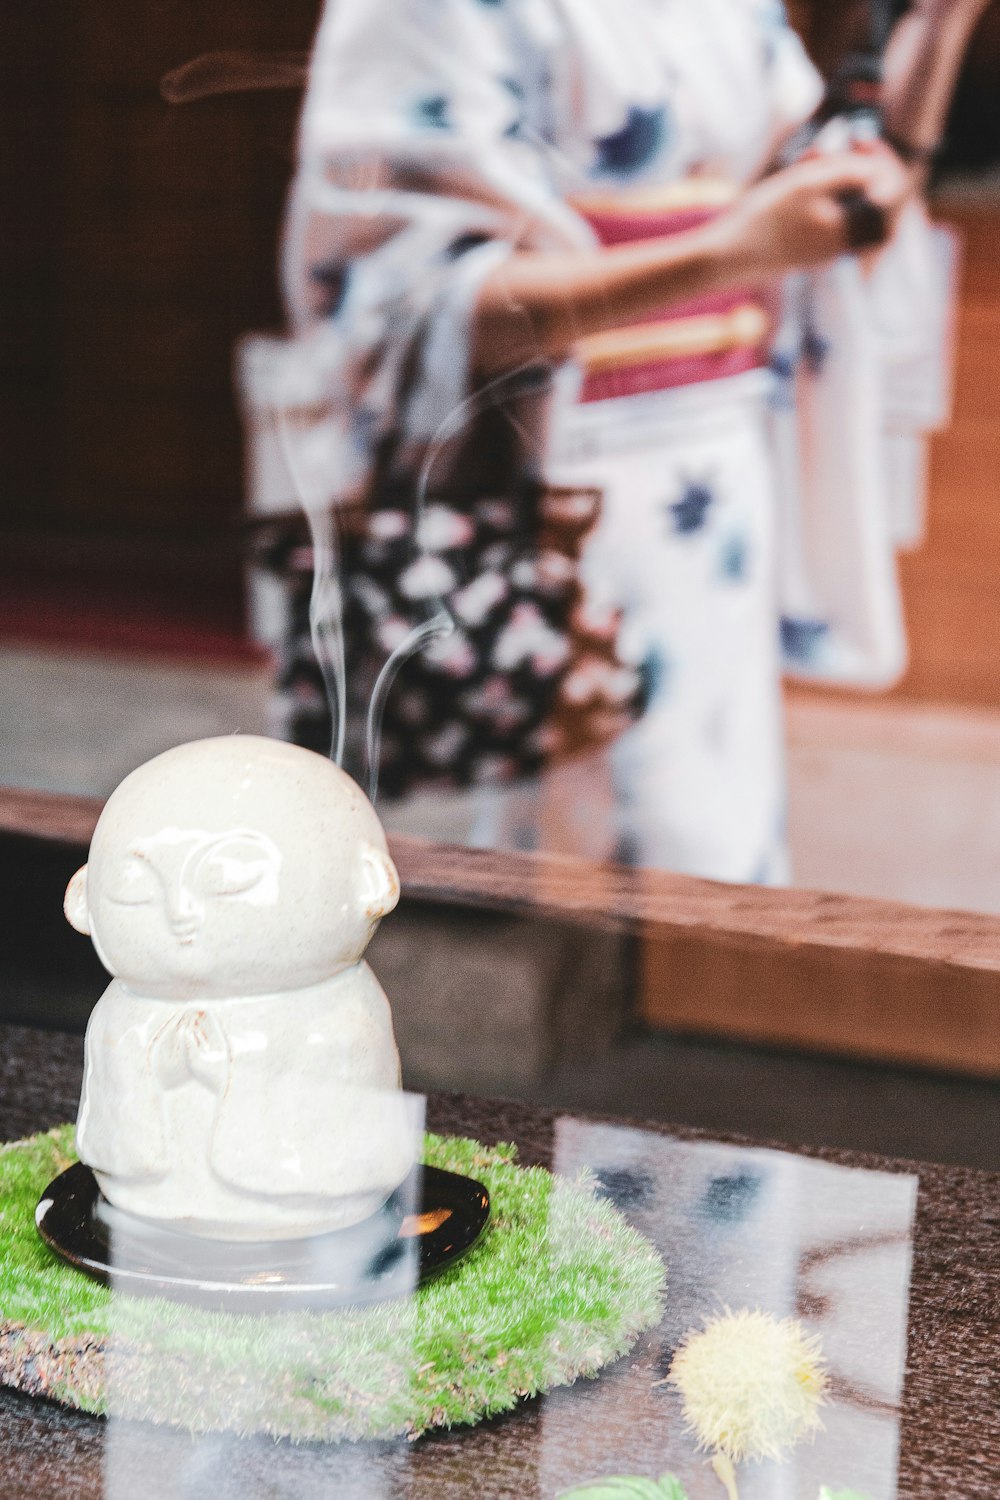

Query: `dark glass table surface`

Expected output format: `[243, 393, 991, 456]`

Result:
[1, 1021, 999, 1500]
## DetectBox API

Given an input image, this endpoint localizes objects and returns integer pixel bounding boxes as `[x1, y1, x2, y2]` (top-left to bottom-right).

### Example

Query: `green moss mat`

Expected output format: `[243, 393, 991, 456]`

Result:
[0, 1126, 665, 1443]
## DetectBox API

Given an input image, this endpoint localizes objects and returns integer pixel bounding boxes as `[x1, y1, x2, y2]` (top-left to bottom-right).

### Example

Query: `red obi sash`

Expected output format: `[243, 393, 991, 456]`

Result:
[569, 180, 771, 403]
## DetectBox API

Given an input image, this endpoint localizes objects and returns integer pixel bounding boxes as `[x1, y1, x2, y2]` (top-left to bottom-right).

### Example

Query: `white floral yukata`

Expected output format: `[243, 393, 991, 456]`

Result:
[276, 0, 951, 882]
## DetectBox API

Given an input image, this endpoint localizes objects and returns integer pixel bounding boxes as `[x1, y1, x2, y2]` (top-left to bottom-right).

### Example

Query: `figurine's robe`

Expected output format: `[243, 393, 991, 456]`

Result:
[76, 966, 416, 1237]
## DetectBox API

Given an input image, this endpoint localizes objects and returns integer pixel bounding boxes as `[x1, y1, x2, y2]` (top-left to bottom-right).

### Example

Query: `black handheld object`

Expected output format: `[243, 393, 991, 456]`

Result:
[784, 0, 893, 160]
[839, 187, 889, 250]
[782, 0, 896, 249]
[826, 0, 895, 127]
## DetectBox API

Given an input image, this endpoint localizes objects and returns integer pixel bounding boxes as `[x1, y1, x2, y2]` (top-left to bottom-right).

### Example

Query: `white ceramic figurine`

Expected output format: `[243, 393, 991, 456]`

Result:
[64, 735, 416, 1241]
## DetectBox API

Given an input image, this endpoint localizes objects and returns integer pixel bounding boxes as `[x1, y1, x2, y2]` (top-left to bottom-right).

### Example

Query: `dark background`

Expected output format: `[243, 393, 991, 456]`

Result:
[0, 2, 321, 650]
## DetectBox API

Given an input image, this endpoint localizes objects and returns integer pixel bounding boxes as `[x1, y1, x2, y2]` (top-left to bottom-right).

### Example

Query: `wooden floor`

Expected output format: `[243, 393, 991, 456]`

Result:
[876, 201, 999, 709]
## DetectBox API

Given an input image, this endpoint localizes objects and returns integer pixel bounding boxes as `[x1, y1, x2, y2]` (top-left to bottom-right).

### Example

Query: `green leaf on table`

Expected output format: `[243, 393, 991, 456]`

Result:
[560, 1476, 688, 1500]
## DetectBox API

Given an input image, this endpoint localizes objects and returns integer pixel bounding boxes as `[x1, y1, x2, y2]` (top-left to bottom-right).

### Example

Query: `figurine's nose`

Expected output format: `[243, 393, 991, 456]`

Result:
[164, 881, 204, 939]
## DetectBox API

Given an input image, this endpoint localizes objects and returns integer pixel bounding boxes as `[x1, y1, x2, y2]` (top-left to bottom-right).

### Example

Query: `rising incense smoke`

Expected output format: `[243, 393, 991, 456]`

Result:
[164, 50, 564, 804]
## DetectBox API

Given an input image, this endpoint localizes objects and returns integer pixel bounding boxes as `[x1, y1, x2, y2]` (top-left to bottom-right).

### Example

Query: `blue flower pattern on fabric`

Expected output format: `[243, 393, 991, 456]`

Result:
[595, 105, 670, 178]
[668, 480, 714, 536]
[640, 646, 673, 705]
[612, 831, 644, 869]
[501, 76, 527, 139]
[309, 261, 350, 318]
[768, 349, 797, 411]
[699, 1170, 763, 1225]
[594, 1166, 656, 1209]
[413, 94, 452, 130]
[802, 324, 831, 376]
[780, 616, 830, 664]
[720, 533, 749, 582]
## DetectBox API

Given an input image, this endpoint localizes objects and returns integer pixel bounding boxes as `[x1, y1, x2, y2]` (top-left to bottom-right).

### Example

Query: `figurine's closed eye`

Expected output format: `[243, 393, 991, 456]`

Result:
[106, 856, 158, 907]
[194, 834, 281, 902]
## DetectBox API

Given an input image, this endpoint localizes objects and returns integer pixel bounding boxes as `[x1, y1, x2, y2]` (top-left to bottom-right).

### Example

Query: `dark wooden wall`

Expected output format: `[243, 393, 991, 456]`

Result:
[0, 2, 320, 636]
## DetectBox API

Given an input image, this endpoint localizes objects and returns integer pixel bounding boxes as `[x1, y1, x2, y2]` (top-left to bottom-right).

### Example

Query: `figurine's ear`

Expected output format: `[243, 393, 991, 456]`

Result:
[64, 866, 91, 935]
[359, 845, 400, 921]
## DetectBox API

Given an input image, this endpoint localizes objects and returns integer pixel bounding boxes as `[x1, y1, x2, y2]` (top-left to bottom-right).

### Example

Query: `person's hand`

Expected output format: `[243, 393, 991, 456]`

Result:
[712, 147, 912, 282]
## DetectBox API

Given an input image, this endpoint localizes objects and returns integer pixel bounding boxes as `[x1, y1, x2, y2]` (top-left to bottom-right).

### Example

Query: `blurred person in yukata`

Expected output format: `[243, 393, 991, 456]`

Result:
[268, 0, 987, 882]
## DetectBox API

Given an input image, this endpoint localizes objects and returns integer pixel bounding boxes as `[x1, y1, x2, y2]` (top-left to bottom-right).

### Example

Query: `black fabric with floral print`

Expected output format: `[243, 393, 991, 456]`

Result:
[255, 483, 646, 799]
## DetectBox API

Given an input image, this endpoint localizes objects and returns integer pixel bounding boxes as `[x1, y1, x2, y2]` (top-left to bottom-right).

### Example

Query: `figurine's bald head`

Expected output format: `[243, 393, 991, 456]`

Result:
[65, 737, 399, 998]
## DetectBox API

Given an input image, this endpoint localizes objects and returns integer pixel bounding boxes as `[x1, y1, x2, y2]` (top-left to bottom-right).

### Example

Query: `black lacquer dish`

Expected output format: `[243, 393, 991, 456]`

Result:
[36, 1162, 490, 1312]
